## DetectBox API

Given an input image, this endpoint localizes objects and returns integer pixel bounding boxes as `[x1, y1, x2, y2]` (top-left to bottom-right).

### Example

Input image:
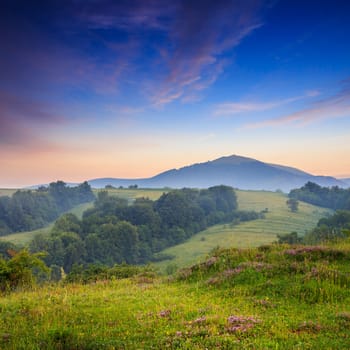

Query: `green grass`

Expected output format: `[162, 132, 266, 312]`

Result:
[95, 187, 167, 201]
[0, 202, 94, 246]
[1, 239, 350, 349]
[154, 190, 331, 272]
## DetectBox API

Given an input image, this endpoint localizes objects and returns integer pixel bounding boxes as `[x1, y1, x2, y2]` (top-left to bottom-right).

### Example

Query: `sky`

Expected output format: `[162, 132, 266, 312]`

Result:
[1, 0, 350, 187]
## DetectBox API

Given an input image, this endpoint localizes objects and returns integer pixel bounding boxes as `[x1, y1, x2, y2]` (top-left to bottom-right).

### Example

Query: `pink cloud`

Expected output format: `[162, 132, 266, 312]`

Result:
[245, 80, 350, 128]
[0, 90, 66, 149]
[0, 1, 266, 111]
[214, 95, 308, 117]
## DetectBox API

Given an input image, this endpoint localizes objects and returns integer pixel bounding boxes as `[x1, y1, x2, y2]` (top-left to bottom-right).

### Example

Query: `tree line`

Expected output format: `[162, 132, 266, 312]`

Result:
[278, 210, 350, 245]
[28, 186, 262, 273]
[289, 181, 350, 210]
[0, 181, 95, 235]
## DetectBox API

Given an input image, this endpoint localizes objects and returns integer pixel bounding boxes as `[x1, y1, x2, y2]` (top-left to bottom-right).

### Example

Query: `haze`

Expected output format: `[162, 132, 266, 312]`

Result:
[1, 0, 350, 188]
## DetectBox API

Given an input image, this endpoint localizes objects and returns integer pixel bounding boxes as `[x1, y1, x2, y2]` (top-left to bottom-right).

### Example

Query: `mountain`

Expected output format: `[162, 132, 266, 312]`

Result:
[340, 178, 350, 186]
[87, 155, 347, 192]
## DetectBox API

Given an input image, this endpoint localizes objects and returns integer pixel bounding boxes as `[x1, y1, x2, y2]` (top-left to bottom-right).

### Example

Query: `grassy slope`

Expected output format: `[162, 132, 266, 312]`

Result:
[154, 190, 331, 272]
[1, 239, 350, 349]
[97, 188, 167, 201]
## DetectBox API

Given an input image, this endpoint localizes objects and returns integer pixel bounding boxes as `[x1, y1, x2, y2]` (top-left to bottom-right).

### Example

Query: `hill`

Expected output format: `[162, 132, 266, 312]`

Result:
[88, 155, 346, 192]
[153, 190, 331, 272]
[1, 239, 350, 349]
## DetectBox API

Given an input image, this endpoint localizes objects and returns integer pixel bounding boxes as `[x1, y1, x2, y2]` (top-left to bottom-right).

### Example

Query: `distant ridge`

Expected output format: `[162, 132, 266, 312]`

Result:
[341, 178, 350, 186]
[87, 155, 347, 192]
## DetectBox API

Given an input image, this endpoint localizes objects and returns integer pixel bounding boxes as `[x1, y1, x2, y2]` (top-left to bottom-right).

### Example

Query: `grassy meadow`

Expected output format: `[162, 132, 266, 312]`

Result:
[154, 190, 331, 272]
[1, 239, 350, 349]
[97, 187, 167, 201]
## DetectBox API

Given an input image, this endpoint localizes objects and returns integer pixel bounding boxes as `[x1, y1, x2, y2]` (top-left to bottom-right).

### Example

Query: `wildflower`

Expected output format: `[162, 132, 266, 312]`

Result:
[205, 257, 218, 267]
[159, 309, 171, 318]
[193, 316, 206, 324]
[226, 315, 260, 333]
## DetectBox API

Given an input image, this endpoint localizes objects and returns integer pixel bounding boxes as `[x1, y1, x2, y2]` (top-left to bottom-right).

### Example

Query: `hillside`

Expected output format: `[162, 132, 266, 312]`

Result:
[1, 239, 350, 349]
[154, 190, 331, 272]
[0, 189, 329, 255]
[87, 155, 346, 192]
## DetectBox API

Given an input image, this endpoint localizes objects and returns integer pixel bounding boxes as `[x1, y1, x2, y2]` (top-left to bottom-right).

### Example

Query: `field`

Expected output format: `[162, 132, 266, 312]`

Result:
[97, 187, 167, 201]
[154, 190, 331, 272]
[1, 239, 350, 349]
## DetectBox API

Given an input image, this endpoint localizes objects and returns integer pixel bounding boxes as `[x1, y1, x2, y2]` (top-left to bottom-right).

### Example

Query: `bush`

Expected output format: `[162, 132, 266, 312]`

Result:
[0, 249, 49, 292]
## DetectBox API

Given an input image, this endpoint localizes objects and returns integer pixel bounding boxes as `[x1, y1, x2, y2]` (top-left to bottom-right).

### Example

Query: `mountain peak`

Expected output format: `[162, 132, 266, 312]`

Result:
[211, 154, 258, 165]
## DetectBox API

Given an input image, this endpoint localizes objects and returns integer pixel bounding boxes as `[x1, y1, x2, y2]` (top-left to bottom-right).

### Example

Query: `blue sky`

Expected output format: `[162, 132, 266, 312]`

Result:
[1, 0, 350, 187]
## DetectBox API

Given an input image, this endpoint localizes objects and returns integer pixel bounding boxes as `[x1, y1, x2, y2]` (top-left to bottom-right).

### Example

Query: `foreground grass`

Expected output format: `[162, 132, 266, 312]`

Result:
[155, 190, 331, 272]
[1, 240, 350, 349]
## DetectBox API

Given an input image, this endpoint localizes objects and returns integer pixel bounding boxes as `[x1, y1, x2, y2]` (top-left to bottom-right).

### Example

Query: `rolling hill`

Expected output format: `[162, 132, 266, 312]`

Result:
[88, 155, 346, 192]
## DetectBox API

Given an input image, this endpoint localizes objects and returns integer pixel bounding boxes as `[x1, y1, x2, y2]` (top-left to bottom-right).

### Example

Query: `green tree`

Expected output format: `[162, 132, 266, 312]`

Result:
[52, 213, 81, 235]
[286, 198, 299, 212]
[277, 231, 302, 244]
[0, 250, 49, 292]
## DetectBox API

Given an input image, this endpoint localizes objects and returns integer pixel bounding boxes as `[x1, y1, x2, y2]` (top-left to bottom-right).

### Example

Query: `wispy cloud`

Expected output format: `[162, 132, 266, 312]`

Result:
[70, 0, 265, 105]
[214, 91, 320, 116]
[150, 1, 264, 105]
[0, 1, 267, 107]
[0, 90, 66, 149]
[245, 81, 350, 128]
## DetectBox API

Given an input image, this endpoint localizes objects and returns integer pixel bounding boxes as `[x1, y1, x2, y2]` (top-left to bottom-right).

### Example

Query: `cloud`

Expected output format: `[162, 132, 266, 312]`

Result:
[62, 0, 265, 105]
[0, 1, 266, 107]
[0, 90, 66, 149]
[76, 0, 177, 30]
[150, 1, 264, 105]
[213, 94, 313, 117]
[245, 80, 350, 128]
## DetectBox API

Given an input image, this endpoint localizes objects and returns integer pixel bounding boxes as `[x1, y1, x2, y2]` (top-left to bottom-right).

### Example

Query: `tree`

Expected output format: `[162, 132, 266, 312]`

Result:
[52, 213, 82, 235]
[286, 198, 299, 212]
[277, 231, 302, 244]
[0, 249, 49, 292]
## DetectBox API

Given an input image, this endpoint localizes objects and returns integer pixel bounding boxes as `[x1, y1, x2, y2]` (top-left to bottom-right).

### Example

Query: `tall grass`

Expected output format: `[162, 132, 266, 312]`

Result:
[1, 240, 350, 349]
